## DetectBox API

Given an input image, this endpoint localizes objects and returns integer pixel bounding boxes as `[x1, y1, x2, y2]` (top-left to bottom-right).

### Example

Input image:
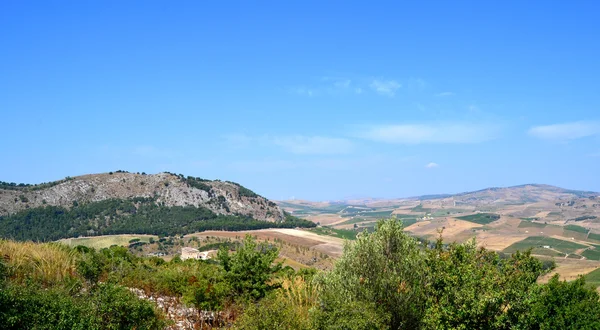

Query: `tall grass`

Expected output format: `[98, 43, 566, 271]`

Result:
[0, 240, 78, 286]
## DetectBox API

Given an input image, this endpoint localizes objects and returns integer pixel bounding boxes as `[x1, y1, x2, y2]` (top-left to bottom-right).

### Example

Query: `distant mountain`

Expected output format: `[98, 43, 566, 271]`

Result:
[279, 184, 600, 209]
[430, 184, 599, 205]
[0, 171, 314, 241]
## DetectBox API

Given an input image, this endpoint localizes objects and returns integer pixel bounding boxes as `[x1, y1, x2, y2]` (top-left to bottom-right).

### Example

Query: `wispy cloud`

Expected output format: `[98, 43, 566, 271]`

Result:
[370, 79, 402, 96]
[425, 162, 439, 169]
[223, 134, 354, 155]
[357, 122, 500, 144]
[436, 92, 455, 97]
[528, 121, 600, 141]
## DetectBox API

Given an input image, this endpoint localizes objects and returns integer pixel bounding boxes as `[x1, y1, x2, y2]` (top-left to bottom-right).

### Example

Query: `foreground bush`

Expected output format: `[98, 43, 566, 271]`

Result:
[0, 280, 167, 329]
[310, 219, 600, 330]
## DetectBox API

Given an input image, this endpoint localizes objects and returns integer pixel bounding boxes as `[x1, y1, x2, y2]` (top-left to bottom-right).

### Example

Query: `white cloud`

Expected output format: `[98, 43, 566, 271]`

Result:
[436, 92, 455, 97]
[357, 122, 500, 144]
[425, 162, 439, 168]
[528, 121, 600, 141]
[223, 134, 354, 155]
[370, 79, 402, 96]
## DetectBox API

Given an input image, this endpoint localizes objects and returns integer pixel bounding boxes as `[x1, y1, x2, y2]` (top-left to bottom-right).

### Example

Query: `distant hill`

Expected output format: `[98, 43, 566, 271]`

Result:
[431, 184, 599, 205]
[280, 184, 599, 207]
[0, 171, 314, 241]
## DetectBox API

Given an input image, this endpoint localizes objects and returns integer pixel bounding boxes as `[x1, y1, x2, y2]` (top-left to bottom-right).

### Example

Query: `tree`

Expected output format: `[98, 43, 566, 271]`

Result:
[312, 219, 427, 329]
[422, 237, 545, 329]
[217, 234, 281, 300]
[522, 274, 600, 329]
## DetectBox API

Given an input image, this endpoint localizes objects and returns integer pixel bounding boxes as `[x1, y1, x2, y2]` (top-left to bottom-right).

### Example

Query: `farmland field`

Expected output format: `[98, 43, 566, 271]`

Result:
[503, 236, 587, 255]
[564, 224, 589, 233]
[59, 234, 157, 249]
[584, 267, 600, 288]
[582, 248, 600, 261]
[518, 221, 546, 229]
[456, 213, 501, 225]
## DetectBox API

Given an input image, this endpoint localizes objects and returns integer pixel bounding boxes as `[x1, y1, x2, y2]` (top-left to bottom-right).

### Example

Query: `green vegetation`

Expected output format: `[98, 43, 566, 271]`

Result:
[504, 236, 588, 255]
[571, 215, 598, 222]
[310, 227, 357, 240]
[589, 232, 600, 241]
[0, 240, 167, 329]
[306, 220, 600, 329]
[0, 177, 74, 192]
[3, 219, 600, 329]
[411, 204, 431, 213]
[0, 198, 315, 242]
[183, 176, 213, 194]
[456, 213, 501, 225]
[582, 248, 600, 261]
[226, 180, 262, 198]
[518, 220, 546, 228]
[564, 224, 589, 233]
[584, 267, 600, 287]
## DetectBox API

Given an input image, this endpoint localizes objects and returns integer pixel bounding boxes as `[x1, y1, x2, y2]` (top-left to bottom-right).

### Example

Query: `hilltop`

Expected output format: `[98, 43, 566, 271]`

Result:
[0, 171, 314, 241]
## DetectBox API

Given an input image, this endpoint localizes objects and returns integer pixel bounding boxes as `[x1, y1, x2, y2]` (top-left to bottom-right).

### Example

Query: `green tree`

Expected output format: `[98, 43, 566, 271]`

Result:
[312, 219, 427, 329]
[521, 274, 600, 329]
[422, 238, 545, 329]
[217, 234, 281, 300]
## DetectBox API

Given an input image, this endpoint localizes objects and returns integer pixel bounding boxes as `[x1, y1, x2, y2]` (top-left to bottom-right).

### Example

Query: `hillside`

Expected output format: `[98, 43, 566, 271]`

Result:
[0, 171, 283, 221]
[0, 171, 314, 241]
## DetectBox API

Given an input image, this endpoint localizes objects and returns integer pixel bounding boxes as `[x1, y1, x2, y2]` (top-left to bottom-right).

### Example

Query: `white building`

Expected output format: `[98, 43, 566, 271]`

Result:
[181, 247, 210, 260]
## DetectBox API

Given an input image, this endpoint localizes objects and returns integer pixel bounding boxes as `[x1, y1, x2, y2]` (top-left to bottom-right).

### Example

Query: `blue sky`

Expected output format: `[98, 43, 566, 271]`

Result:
[1, 1, 599, 201]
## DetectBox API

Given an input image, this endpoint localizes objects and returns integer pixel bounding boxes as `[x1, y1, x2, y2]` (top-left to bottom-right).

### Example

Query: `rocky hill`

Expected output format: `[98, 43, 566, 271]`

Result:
[0, 171, 284, 221]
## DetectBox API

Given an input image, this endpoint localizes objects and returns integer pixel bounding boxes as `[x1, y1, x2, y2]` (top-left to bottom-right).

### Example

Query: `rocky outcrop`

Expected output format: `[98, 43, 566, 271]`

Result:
[0, 172, 284, 222]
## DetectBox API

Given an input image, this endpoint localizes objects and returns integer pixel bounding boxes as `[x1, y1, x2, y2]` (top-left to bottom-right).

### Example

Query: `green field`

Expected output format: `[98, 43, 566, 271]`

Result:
[588, 232, 600, 241]
[584, 267, 600, 288]
[582, 248, 600, 261]
[564, 224, 589, 234]
[518, 221, 546, 229]
[59, 234, 157, 249]
[529, 247, 566, 258]
[503, 236, 588, 255]
[411, 204, 431, 213]
[400, 218, 417, 228]
[310, 227, 357, 240]
[360, 210, 395, 218]
[456, 213, 501, 225]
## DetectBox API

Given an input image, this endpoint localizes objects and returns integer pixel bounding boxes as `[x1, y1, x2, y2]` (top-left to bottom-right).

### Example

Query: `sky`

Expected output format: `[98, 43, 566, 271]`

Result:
[1, 1, 599, 201]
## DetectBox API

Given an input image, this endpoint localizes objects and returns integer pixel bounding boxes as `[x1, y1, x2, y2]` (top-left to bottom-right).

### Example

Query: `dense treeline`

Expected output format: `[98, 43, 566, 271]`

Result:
[0, 198, 315, 241]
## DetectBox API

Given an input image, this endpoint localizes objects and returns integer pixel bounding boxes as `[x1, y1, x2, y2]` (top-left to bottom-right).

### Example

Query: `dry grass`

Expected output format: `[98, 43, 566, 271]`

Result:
[0, 239, 78, 286]
[278, 275, 318, 318]
[538, 258, 600, 283]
